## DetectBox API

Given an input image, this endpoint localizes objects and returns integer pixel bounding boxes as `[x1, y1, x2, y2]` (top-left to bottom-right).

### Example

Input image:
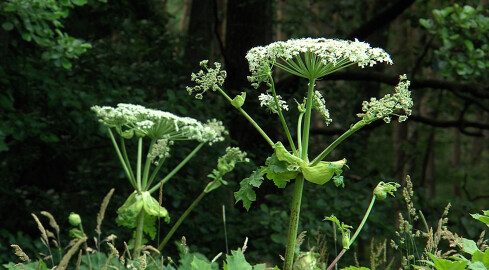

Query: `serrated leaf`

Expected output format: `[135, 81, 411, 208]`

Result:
[190, 256, 213, 270]
[324, 215, 340, 226]
[235, 170, 264, 211]
[224, 249, 252, 270]
[116, 191, 170, 234]
[265, 153, 298, 188]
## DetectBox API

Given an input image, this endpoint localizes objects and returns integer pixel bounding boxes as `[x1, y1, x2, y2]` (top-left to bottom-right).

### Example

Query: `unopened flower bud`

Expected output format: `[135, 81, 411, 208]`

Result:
[373, 181, 400, 200]
[68, 212, 81, 226]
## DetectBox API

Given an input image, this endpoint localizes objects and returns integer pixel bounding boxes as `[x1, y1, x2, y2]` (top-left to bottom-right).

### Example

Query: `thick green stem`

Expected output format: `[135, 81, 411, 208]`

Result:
[311, 120, 366, 166]
[133, 209, 145, 258]
[283, 175, 305, 270]
[158, 191, 206, 251]
[142, 139, 156, 190]
[326, 195, 376, 270]
[283, 79, 316, 270]
[107, 128, 136, 189]
[148, 142, 205, 194]
[301, 79, 316, 161]
[216, 86, 275, 147]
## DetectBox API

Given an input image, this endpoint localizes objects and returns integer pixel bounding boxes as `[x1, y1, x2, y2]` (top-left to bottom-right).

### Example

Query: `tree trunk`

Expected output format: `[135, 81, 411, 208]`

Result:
[179, 0, 191, 34]
[224, 0, 273, 154]
[184, 0, 214, 66]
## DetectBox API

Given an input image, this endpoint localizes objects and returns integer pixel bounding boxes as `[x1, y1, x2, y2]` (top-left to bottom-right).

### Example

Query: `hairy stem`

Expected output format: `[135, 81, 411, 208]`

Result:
[142, 139, 156, 190]
[283, 175, 305, 270]
[284, 79, 316, 270]
[133, 209, 145, 258]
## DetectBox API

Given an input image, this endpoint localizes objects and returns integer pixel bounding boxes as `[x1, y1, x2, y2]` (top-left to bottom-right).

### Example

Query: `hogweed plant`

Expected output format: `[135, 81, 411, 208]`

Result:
[91, 103, 248, 258]
[187, 37, 413, 269]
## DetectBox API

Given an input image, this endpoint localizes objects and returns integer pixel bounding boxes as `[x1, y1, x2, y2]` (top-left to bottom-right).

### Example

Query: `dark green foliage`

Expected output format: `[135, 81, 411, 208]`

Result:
[420, 4, 489, 80]
[0, 0, 186, 256]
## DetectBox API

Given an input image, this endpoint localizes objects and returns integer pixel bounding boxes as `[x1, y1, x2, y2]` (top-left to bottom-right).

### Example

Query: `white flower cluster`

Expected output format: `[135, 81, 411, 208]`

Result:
[186, 60, 227, 99]
[220, 147, 250, 168]
[246, 38, 393, 87]
[312, 90, 333, 126]
[357, 75, 413, 123]
[258, 93, 289, 113]
[147, 137, 174, 165]
[183, 118, 228, 145]
[92, 103, 227, 144]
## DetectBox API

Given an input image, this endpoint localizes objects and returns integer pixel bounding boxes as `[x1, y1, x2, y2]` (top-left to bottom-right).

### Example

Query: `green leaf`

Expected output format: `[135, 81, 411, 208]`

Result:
[468, 261, 486, 270]
[116, 191, 170, 231]
[465, 40, 474, 51]
[231, 92, 246, 108]
[116, 192, 143, 229]
[462, 238, 479, 255]
[2, 22, 14, 31]
[223, 249, 253, 270]
[253, 263, 267, 270]
[472, 249, 489, 268]
[419, 18, 433, 29]
[190, 256, 214, 270]
[471, 211, 489, 225]
[71, 0, 88, 6]
[69, 228, 84, 239]
[234, 169, 264, 211]
[40, 132, 60, 143]
[428, 253, 469, 270]
[301, 159, 347, 185]
[141, 191, 169, 221]
[265, 153, 297, 188]
[341, 267, 370, 270]
[61, 58, 72, 69]
[273, 142, 346, 185]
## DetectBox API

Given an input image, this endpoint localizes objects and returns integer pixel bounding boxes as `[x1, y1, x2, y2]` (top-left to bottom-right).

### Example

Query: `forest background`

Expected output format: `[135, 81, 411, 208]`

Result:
[1, 0, 488, 267]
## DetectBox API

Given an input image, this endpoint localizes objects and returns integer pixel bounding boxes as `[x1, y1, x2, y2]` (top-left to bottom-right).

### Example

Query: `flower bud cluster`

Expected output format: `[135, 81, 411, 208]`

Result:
[183, 118, 228, 145]
[186, 60, 227, 99]
[357, 74, 413, 124]
[258, 93, 289, 113]
[217, 147, 250, 174]
[147, 137, 173, 165]
[312, 90, 332, 126]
